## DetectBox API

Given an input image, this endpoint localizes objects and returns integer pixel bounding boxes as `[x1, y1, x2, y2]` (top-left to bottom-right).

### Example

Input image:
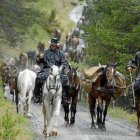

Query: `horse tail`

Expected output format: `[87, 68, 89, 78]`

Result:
[15, 77, 19, 113]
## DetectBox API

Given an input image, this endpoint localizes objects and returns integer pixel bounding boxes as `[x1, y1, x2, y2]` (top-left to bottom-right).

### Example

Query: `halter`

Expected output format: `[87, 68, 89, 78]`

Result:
[105, 65, 116, 88]
[46, 73, 60, 93]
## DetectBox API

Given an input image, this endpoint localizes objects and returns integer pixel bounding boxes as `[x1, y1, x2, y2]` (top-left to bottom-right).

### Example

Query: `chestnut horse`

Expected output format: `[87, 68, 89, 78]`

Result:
[87, 63, 126, 130]
[37, 42, 45, 54]
[62, 66, 80, 125]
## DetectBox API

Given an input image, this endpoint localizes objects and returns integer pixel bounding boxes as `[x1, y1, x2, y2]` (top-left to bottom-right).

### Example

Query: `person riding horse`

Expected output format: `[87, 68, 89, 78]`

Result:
[34, 38, 70, 103]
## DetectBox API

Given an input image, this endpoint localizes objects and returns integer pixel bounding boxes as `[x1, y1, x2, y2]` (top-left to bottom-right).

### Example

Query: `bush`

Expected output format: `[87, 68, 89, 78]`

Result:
[0, 110, 20, 140]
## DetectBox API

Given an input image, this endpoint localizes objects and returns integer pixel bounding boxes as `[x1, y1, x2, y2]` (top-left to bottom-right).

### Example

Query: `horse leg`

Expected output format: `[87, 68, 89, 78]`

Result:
[102, 98, 111, 131]
[26, 90, 32, 118]
[88, 94, 96, 128]
[42, 101, 47, 135]
[70, 96, 77, 125]
[64, 102, 69, 126]
[44, 100, 51, 137]
[52, 96, 61, 136]
[97, 97, 103, 130]
[136, 98, 140, 136]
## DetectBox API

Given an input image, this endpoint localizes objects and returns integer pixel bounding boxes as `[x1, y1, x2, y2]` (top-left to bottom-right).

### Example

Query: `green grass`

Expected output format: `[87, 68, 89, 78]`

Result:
[108, 107, 137, 124]
[0, 0, 81, 58]
[0, 80, 32, 140]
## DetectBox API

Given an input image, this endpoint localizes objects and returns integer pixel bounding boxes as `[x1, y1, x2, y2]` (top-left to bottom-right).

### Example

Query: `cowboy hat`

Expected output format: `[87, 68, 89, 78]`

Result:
[48, 38, 60, 46]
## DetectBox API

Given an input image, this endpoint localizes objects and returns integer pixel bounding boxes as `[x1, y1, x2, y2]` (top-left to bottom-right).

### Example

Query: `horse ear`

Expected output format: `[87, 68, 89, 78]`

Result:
[106, 62, 109, 66]
[69, 65, 71, 70]
[59, 65, 63, 73]
[114, 62, 118, 67]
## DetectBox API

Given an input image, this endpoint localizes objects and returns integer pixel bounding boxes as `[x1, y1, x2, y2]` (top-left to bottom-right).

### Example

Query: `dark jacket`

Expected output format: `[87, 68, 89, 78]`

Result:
[36, 48, 69, 85]
[126, 51, 140, 74]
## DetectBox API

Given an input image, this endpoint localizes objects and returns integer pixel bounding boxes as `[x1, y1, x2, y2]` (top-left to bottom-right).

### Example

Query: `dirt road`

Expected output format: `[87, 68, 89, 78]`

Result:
[29, 103, 139, 140]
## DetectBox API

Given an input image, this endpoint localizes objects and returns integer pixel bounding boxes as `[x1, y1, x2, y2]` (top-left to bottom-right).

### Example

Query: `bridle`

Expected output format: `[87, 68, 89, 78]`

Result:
[105, 65, 116, 88]
[47, 73, 60, 92]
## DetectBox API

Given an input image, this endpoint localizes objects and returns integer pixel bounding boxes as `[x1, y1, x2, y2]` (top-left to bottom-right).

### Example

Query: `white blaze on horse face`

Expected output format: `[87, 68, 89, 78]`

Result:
[106, 67, 115, 86]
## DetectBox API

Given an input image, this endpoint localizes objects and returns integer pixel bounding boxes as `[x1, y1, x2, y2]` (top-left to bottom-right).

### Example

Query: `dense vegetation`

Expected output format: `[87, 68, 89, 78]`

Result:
[82, 0, 140, 72]
[0, 0, 60, 47]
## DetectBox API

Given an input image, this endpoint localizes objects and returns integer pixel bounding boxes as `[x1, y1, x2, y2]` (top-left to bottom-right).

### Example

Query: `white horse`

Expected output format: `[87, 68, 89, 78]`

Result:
[42, 65, 62, 137]
[17, 69, 36, 117]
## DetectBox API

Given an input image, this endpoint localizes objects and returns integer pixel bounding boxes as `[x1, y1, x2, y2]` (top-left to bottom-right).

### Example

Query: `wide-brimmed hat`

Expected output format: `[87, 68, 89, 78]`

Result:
[48, 38, 60, 46]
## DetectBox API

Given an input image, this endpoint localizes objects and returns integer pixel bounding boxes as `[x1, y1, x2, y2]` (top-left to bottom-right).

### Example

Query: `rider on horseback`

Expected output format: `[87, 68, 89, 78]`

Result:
[34, 38, 70, 103]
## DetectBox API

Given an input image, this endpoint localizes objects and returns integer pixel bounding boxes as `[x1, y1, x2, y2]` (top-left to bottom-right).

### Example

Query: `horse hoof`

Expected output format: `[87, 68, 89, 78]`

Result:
[43, 130, 46, 135]
[91, 125, 96, 129]
[45, 133, 51, 137]
[70, 121, 75, 125]
[101, 126, 106, 131]
[26, 114, 32, 118]
[136, 132, 140, 136]
[64, 121, 69, 127]
[52, 131, 57, 136]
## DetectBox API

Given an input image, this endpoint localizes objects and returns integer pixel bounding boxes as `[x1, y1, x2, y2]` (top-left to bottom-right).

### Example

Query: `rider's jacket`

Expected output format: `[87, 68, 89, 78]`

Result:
[126, 51, 140, 75]
[36, 48, 69, 85]
[37, 48, 69, 71]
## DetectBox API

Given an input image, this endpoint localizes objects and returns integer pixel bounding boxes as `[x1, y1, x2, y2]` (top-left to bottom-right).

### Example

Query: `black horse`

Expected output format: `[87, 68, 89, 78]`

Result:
[62, 66, 80, 126]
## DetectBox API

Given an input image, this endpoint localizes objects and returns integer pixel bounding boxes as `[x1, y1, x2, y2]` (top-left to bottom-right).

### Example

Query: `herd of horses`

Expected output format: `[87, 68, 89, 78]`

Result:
[0, 28, 140, 137]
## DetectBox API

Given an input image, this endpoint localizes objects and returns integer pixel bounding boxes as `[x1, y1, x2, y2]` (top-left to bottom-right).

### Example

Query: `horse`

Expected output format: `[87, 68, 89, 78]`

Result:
[67, 36, 79, 61]
[0, 63, 10, 91]
[73, 44, 84, 63]
[134, 75, 140, 136]
[83, 63, 126, 130]
[17, 69, 36, 116]
[53, 29, 61, 41]
[42, 65, 63, 137]
[19, 53, 28, 69]
[6, 57, 16, 66]
[62, 66, 80, 126]
[37, 42, 45, 54]
[27, 49, 36, 66]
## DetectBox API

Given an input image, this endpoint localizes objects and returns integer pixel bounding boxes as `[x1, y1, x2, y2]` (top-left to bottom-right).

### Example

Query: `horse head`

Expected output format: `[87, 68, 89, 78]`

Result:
[37, 42, 45, 54]
[104, 62, 118, 87]
[68, 66, 80, 90]
[46, 65, 62, 96]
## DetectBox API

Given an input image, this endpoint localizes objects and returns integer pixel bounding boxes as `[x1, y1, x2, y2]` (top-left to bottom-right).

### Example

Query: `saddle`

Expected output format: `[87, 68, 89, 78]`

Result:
[82, 66, 105, 93]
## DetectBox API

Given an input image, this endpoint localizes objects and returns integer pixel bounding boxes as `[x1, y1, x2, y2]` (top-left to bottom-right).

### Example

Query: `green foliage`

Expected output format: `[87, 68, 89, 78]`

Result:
[0, 0, 60, 47]
[108, 107, 137, 123]
[82, 0, 140, 71]
[0, 110, 20, 140]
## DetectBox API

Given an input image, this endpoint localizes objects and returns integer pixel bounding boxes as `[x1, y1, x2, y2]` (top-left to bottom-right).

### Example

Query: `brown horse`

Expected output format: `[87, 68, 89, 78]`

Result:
[134, 76, 140, 136]
[83, 63, 126, 130]
[37, 42, 45, 54]
[27, 49, 36, 66]
[54, 29, 61, 41]
[0, 63, 10, 91]
[19, 53, 28, 69]
[62, 66, 80, 125]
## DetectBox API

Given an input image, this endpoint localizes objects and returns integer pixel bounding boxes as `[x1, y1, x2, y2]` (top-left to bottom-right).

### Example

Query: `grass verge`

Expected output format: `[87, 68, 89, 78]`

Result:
[0, 80, 32, 140]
